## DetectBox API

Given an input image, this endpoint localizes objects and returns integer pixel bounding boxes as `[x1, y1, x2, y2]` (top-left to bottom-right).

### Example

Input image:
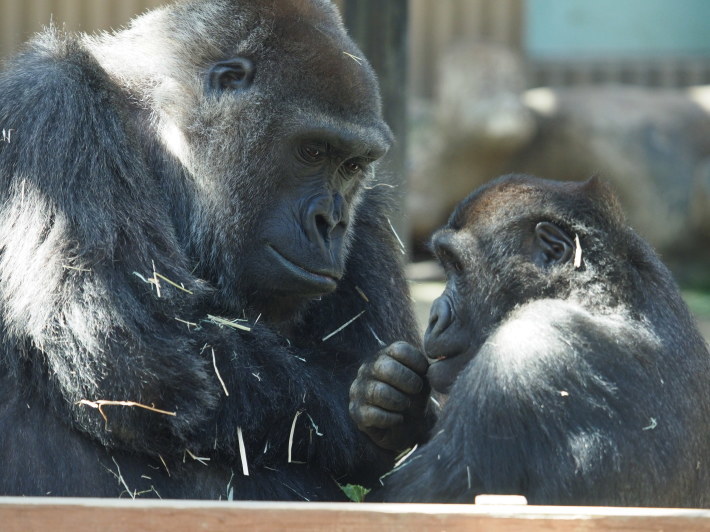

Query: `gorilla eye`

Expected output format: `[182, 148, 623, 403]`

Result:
[437, 245, 464, 273]
[306, 146, 321, 159]
[343, 159, 363, 177]
[300, 143, 327, 163]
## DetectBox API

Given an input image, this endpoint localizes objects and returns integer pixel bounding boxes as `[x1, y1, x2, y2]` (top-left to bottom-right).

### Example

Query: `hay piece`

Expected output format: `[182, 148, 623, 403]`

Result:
[62, 264, 92, 272]
[322, 310, 366, 342]
[109, 456, 134, 500]
[343, 51, 363, 65]
[574, 234, 583, 269]
[158, 454, 171, 477]
[288, 410, 304, 463]
[77, 399, 176, 430]
[152, 260, 161, 298]
[355, 286, 369, 302]
[237, 426, 250, 476]
[211, 347, 229, 396]
[154, 272, 193, 294]
[387, 217, 406, 255]
[306, 413, 324, 437]
[175, 317, 198, 329]
[226, 471, 235, 500]
[394, 444, 418, 468]
[643, 417, 658, 431]
[185, 449, 210, 466]
[207, 314, 252, 332]
[367, 325, 386, 347]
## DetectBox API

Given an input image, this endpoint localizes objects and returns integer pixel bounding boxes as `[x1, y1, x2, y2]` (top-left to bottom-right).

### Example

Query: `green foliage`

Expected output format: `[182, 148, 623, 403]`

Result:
[683, 290, 710, 317]
[339, 483, 371, 503]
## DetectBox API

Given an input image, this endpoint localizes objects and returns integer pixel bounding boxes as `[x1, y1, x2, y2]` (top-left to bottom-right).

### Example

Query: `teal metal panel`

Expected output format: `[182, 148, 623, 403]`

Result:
[526, 0, 710, 58]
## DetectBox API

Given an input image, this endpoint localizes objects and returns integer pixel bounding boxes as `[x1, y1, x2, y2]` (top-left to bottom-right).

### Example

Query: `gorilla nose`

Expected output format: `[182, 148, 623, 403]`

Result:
[304, 193, 346, 250]
[426, 296, 454, 343]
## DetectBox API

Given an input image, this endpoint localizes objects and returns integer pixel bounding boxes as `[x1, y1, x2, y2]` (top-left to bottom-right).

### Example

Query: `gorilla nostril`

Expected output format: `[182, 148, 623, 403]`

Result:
[315, 214, 330, 243]
[427, 297, 454, 338]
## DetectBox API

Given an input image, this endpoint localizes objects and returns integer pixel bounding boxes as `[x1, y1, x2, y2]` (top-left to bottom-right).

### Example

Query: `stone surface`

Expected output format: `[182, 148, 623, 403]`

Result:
[408, 43, 710, 283]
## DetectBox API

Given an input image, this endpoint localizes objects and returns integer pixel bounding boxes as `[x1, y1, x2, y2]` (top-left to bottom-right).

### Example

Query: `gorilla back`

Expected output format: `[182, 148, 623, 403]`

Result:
[381, 175, 710, 507]
[0, 1, 419, 499]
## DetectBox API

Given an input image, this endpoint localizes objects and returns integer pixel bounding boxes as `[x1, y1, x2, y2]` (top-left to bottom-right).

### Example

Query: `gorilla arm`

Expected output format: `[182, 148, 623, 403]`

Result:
[380, 300, 692, 504]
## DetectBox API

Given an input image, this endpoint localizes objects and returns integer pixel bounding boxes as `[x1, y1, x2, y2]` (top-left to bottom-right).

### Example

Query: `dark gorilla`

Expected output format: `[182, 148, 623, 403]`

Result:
[0, 0, 420, 499]
[351, 174, 710, 507]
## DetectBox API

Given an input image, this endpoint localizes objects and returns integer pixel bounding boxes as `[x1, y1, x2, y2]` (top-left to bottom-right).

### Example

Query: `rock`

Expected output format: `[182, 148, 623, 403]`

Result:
[516, 85, 710, 281]
[408, 44, 536, 248]
[408, 42, 710, 283]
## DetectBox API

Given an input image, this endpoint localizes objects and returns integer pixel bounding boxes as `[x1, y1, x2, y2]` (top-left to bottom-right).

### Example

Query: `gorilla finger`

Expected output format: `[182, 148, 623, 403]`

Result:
[349, 378, 364, 402]
[366, 381, 411, 411]
[373, 356, 424, 395]
[385, 341, 429, 375]
[355, 361, 375, 380]
[350, 403, 404, 429]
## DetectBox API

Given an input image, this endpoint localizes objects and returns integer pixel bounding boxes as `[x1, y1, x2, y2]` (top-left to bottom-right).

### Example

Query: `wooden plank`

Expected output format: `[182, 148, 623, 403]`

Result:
[2, 498, 710, 532]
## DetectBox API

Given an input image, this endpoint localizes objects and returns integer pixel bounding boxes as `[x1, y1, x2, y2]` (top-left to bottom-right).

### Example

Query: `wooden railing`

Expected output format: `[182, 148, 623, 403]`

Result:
[2, 498, 710, 532]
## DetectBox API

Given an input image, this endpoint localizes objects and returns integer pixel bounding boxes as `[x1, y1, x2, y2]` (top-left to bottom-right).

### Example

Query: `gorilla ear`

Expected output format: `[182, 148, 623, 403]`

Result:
[533, 222, 574, 267]
[207, 58, 255, 93]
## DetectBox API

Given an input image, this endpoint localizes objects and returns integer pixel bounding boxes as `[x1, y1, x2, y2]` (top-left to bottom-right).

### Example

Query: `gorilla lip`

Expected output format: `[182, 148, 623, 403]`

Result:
[266, 245, 340, 292]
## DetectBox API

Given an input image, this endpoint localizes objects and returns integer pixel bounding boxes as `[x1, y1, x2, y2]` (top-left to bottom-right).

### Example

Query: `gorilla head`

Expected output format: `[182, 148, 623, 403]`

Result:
[90, 0, 391, 322]
[424, 175, 627, 392]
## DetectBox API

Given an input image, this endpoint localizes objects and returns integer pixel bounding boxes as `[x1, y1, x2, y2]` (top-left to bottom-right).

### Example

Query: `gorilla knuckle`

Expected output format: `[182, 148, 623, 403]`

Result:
[385, 341, 428, 374]
[376, 360, 422, 395]
[349, 379, 363, 402]
[387, 340, 412, 354]
[365, 380, 389, 405]
[360, 405, 402, 430]
[348, 401, 365, 424]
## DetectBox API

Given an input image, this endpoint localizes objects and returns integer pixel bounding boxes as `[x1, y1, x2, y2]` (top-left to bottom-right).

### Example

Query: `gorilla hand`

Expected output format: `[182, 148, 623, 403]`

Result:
[349, 341, 430, 451]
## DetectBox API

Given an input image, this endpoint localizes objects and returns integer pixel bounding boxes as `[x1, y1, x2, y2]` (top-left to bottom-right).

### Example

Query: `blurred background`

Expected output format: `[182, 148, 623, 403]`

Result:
[1, 0, 709, 337]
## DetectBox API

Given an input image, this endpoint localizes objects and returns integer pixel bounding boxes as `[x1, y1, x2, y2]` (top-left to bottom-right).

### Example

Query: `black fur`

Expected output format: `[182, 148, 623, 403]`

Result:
[378, 174, 710, 507]
[0, 0, 418, 499]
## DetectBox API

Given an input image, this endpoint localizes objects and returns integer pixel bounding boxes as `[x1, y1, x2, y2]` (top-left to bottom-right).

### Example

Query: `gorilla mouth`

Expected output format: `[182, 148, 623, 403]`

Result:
[266, 245, 340, 293]
[427, 352, 473, 393]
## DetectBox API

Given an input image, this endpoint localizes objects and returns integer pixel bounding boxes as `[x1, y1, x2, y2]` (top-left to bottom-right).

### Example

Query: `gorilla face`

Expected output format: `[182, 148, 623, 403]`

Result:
[247, 124, 388, 320]
[424, 177, 586, 392]
[157, 1, 391, 322]
[424, 231, 486, 394]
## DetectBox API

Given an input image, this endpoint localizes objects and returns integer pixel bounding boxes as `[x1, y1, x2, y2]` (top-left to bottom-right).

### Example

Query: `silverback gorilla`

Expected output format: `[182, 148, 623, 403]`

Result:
[0, 0, 421, 499]
[351, 174, 710, 507]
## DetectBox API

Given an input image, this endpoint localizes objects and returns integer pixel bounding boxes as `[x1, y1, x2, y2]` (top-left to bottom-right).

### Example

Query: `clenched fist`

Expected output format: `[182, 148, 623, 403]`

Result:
[349, 341, 431, 451]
